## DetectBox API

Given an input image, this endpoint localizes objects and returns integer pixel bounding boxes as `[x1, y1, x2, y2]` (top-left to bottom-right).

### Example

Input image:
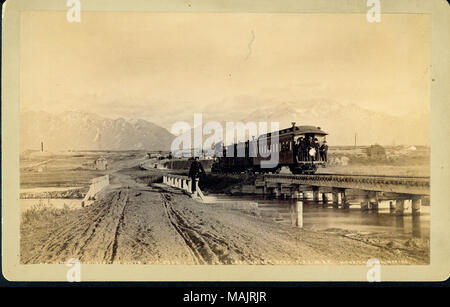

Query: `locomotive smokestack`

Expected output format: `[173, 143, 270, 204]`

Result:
[291, 122, 296, 128]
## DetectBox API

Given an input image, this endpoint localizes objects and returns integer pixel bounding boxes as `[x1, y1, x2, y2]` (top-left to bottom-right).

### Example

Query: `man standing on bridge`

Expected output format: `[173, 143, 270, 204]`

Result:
[189, 157, 205, 192]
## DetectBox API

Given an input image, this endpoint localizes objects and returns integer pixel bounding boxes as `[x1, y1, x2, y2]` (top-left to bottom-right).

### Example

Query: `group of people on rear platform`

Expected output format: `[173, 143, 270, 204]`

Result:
[295, 136, 328, 162]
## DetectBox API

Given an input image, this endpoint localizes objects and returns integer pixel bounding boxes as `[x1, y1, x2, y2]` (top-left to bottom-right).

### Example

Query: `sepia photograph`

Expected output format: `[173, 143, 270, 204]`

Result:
[17, 11, 431, 266]
[2, 0, 449, 284]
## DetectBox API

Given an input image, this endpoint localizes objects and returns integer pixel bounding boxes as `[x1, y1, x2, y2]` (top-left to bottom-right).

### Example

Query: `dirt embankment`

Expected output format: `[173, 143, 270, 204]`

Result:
[21, 172, 429, 265]
[20, 188, 88, 199]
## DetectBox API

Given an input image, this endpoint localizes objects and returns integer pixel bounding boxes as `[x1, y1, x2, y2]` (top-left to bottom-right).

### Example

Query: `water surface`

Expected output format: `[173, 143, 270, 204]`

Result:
[210, 194, 430, 239]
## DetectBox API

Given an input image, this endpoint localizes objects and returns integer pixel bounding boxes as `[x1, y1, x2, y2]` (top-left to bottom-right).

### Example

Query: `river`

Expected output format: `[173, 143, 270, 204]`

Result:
[208, 194, 430, 239]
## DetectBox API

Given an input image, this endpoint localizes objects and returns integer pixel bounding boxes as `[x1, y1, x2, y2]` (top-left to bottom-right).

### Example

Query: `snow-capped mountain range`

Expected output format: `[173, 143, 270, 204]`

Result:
[20, 98, 429, 152]
[238, 100, 429, 146]
[20, 110, 175, 151]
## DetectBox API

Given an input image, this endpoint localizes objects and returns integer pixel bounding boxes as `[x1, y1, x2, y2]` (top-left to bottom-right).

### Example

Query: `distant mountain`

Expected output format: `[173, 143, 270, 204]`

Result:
[20, 111, 175, 151]
[239, 100, 429, 146]
[23, 98, 429, 152]
[164, 99, 429, 147]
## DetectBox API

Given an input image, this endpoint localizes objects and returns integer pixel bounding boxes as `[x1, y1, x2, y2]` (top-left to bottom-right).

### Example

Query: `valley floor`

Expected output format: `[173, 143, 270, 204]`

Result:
[21, 171, 429, 265]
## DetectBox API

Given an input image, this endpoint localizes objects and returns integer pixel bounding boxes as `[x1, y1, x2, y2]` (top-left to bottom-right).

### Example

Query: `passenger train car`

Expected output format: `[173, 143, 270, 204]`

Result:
[211, 123, 328, 174]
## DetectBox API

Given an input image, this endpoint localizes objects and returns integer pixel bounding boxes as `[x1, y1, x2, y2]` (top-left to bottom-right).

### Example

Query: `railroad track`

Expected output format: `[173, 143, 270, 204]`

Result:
[265, 173, 429, 179]
[310, 173, 429, 179]
[264, 173, 430, 195]
[266, 173, 430, 182]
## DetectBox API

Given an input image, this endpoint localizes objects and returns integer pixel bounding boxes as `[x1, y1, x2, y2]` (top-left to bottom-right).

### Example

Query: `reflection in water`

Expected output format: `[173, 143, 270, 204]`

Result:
[395, 216, 405, 229]
[288, 202, 303, 228]
[211, 195, 430, 239]
[412, 215, 421, 237]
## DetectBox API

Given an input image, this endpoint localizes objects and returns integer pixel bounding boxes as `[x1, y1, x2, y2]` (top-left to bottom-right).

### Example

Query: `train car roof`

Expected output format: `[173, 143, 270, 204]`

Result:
[258, 125, 327, 139]
[294, 125, 328, 135]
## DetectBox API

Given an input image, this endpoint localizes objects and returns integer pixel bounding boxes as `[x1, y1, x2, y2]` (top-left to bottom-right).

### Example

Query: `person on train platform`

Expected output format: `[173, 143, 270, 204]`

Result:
[320, 141, 329, 162]
[314, 138, 320, 161]
[303, 137, 308, 161]
[298, 137, 305, 161]
[293, 138, 299, 161]
[307, 136, 314, 161]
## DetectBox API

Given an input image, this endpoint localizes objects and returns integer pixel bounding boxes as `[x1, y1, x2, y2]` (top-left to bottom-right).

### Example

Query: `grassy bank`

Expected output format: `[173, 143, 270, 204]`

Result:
[118, 166, 165, 185]
[200, 173, 257, 194]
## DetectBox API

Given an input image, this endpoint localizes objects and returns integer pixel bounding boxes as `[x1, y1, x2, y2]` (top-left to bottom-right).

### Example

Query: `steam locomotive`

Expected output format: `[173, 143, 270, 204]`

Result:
[211, 123, 328, 174]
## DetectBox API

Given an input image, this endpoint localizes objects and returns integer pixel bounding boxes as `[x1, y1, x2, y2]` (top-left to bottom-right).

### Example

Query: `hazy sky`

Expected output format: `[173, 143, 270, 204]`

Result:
[20, 12, 430, 128]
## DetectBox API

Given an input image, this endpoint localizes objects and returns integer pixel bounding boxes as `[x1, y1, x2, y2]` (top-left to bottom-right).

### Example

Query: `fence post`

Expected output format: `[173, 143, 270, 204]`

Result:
[163, 175, 198, 196]
[193, 178, 199, 197]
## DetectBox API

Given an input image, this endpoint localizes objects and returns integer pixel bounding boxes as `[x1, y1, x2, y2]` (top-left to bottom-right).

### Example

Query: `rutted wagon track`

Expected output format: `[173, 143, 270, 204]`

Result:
[106, 190, 129, 264]
[160, 192, 243, 264]
[161, 192, 206, 264]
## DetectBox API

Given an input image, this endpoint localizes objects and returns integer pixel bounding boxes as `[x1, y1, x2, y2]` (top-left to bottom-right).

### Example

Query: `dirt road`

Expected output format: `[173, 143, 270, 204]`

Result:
[20, 171, 429, 265]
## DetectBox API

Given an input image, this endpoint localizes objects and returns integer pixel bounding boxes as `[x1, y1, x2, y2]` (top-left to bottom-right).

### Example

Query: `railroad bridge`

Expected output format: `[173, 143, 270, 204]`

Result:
[258, 174, 430, 215]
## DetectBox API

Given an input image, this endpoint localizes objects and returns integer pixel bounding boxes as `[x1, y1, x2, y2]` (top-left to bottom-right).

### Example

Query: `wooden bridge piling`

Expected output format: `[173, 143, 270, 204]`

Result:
[259, 174, 428, 215]
[332, 188, 340, 208]
[395, 199, 405, 216]
[368, 191, 379, 211]
[312, 187, 320, 202]
[412, 197, 421, 216]
[389, 201, 396, 212]
[321, 192, 329, 204]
